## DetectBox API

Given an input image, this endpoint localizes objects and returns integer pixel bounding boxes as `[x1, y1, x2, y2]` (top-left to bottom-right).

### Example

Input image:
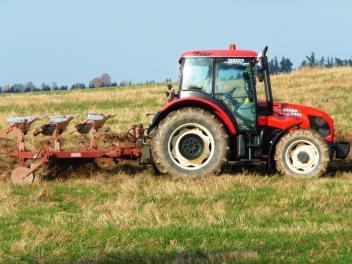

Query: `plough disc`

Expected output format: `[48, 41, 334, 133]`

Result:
[11, 166, 34, 185]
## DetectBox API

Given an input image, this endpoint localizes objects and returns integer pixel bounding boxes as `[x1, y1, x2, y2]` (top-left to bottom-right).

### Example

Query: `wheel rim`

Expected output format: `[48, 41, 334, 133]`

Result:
[285, 139, 320, 175]
[168, 123, 215, 170]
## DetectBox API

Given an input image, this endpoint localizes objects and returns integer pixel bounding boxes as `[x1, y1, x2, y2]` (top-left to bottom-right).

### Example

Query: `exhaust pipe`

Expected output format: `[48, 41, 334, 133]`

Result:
[258, 46, 274, 115]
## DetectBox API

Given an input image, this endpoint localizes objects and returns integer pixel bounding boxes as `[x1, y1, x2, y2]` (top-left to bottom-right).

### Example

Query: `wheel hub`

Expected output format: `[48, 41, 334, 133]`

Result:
[179, 134, 204, 160]
[168, 123, 214, 170]
[297, 151, 310, 164]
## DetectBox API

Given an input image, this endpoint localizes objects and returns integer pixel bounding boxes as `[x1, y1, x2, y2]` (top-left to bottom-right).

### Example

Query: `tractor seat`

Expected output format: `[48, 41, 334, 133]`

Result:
[7, 116, 37, 125]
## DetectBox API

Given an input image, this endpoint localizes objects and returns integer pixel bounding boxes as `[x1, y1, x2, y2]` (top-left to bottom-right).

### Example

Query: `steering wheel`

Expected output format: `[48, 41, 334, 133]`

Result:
[227, 86, 238, 96]
[217, 86, 242, 109]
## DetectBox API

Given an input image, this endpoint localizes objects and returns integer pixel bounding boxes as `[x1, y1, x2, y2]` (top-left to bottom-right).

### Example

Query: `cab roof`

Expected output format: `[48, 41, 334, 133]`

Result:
[181, 49, 258, 58]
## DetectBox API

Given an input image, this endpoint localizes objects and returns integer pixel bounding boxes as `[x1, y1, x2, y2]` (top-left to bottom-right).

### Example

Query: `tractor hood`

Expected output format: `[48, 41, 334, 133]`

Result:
[258, 100, 334, 142]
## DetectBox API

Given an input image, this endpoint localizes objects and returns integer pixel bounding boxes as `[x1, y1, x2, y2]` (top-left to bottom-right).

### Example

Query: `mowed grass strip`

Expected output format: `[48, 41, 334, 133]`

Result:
[0, 68, 352, 263]
[2, 172, 352, 263]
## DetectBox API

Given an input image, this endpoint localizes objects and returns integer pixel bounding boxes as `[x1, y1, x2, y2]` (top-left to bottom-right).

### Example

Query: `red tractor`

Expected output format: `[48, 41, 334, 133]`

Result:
[149, 45, 350, 178]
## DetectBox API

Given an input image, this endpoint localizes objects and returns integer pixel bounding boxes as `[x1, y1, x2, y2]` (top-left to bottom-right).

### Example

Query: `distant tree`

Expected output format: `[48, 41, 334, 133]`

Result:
[71, 83, 86, 89]
[119, 80, 129, 86]
[89, 73, 111, 88]
[60, 85, 68, 91]
[3, 84, 10, 93]
[269, 57, 280, 74]
[326, 57, 334, 68]
[306, 52, 317, 67]
[24, 82, 35, 92]
[40, 83, 51, 91]
[0, 86, 3, 93]
[11, 84, 25, 93]
[51, 82, 58, 91]
[279, 57, 293, 73]
[334, 58, 343, 67]
[111, 81, 117, 87]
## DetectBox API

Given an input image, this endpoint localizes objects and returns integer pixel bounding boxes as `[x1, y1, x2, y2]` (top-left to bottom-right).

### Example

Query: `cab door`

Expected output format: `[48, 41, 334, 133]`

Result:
[213, 58, 257, 131]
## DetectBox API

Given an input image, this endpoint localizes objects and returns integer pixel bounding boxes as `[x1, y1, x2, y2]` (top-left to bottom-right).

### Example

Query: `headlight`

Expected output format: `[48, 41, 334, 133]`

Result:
[309, 116, 330, 137]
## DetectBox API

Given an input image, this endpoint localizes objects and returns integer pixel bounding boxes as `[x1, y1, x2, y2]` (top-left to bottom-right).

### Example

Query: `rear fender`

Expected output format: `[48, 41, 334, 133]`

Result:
[147, 97, 237, 135]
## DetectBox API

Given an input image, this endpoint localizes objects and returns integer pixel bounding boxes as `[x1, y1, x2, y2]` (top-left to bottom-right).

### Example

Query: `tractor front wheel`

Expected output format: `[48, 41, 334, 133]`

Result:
[151, 108, 229, 178]
[274, 129, 329, 178]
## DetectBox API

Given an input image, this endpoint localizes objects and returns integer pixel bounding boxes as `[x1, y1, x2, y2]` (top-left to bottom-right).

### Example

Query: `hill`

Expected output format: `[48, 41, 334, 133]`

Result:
[0, 67, 352, 263]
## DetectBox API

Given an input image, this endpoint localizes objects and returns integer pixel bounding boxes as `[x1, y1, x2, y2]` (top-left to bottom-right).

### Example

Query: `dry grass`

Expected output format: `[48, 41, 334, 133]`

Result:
[0, 67, 352, 263]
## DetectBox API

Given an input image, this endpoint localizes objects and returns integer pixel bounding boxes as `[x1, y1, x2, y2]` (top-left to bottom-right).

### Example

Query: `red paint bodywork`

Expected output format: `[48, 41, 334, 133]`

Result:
[158, 98, 335, 142]
[258, 100, 334, 142]
[9, 146, 142, 166]
[182, 49, 258, 58]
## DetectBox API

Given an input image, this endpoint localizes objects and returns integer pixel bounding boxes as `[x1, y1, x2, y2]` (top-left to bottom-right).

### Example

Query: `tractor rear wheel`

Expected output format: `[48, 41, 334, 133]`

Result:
[151, 108, 229, 178]
[274, 129, 329, 178]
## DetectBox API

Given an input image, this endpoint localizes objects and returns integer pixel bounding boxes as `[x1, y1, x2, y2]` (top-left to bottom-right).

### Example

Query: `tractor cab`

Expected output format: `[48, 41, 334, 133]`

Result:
[178, 45, 273, 132]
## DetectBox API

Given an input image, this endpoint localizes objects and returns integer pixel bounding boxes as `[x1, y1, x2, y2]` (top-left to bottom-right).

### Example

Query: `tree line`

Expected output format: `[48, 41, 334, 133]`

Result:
[269, 52, 352, 74]
[0, 73, 173, 94]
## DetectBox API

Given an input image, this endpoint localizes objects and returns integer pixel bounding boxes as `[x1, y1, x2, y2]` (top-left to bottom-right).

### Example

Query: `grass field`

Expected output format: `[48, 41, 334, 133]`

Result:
[1, 67, 352, 263]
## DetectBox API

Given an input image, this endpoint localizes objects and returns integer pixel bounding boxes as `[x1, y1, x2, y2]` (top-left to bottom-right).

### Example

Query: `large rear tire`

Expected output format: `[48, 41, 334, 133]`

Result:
[274, 129, 329, 178]
[151, 108, 229, 178]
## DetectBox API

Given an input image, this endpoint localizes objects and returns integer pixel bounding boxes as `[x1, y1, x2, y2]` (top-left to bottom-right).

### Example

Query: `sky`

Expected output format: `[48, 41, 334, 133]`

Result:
[0, 0, 351, 86]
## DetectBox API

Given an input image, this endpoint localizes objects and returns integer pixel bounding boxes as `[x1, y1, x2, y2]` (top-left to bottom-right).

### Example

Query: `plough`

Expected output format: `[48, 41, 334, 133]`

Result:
[0, 114, 150, 185]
